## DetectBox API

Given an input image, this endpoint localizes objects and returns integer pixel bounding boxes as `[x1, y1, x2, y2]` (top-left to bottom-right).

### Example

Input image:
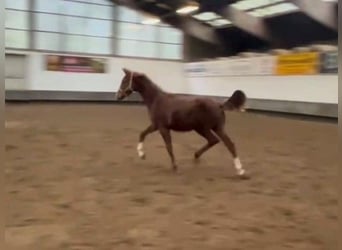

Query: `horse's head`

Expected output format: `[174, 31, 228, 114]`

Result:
[116, 68, 145, 100]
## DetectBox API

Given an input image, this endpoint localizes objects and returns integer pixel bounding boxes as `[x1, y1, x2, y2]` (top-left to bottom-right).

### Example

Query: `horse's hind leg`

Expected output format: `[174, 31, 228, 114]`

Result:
[214, 127, 246, 176]
[138, 124, 157, 159]
[159, 127, 177, 172]
[194, 128, 219, 160]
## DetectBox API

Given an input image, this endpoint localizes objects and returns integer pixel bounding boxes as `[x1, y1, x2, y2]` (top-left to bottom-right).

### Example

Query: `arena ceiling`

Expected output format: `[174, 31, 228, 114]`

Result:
[112, 0, 338, 53]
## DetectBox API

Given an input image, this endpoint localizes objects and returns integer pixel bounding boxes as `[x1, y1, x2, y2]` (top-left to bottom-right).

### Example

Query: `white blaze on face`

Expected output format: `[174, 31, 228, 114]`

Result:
[137, 142, 145, 158]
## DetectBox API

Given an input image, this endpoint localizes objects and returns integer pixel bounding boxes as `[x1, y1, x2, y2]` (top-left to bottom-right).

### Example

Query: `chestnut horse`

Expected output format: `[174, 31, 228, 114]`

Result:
[116, 68, 247, 177]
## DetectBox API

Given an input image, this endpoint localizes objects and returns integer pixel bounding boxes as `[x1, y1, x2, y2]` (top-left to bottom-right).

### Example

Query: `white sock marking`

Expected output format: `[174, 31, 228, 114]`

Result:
[137, 142, 145, 158]
[234, 157, 245, 175]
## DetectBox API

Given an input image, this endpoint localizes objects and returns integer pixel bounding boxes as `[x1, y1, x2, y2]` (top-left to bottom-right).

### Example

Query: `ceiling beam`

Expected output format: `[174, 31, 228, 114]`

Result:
[288, 0, 337, 30]
[111, 0, 221, 45]
[219, 5, 272, 42]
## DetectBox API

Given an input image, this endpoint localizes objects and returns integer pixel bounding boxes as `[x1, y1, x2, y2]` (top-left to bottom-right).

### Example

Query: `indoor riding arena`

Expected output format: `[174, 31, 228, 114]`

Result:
[5, 1, 338, 250]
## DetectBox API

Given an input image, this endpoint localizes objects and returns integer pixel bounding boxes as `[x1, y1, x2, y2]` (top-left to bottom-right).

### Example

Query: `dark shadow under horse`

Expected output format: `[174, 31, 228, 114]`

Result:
[116, 68, 248, 177]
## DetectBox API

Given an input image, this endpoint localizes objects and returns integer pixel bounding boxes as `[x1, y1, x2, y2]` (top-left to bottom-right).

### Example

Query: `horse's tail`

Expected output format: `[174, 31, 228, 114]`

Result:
[222, 90, 247, 112]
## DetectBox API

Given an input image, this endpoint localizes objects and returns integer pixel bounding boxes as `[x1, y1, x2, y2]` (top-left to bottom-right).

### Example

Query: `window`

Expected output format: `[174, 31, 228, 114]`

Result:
[5, 0, 29, 10]
[139, 25, 157, 42]
[160, 44, 183, 60]
[117, 40, 137, 57]
[136, 41, 158, 58]
[118, 6, 140, 22]
[117, 40, 158, 58]
[92, 0, 113, 5]
[61, 34, 112, 54]
[5, 1, 183, 59]
[88, 4, 113, 19]
[35, 32, 61, 51]
[63, 34, 87, 53]
[5, 10, 29, 30]
[32, 0, 113, 54]
[118, 23, 143, 40]
[158, 26, 183, 44]
[116, 5, 183, 60]
[35, 13, 61, 32]
[64, 16, 87, 35]
[6, 30, 29, 48]
[79, 0, 113, 5]
[83, 37, 112, 54]
[35, 0, 62, 13]
[57, 0, 112, 19]
[85, 19, 112, 37]
[117, 37, 183, 60]
[61, 1, 90, 17]
[118, 23, 158, 41]
[5, 0, 30, 49]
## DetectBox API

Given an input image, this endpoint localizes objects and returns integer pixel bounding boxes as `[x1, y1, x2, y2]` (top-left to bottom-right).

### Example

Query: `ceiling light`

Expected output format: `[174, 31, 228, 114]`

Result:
[207, 18, 232, 27]
[266, 2, 299, 15]
[247, 2, 299, 17]
[176, 5, 199, 14]
[141, 16, 160, 25]
[176, 1, 199, 15]
[193, 12, 221, 21]
[248, 10, 264, 17]
[231, 0, 284, 11]
[157, 3, 171, 9]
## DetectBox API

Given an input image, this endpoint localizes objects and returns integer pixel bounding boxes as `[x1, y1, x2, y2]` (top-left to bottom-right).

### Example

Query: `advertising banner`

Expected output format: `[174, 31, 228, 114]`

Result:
[226, 58, 252, 76]
[46, 55, 107, 73]
[320, 51, 338, 74]
[184, 62, 207, 77]
[185, 56, 276, 77]
[249, 56, 276, 75]
[276, 52, 319, 75]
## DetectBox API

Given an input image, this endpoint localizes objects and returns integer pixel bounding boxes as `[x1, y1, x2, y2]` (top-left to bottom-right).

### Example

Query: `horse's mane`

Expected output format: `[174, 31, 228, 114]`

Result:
[140, 73, 165, 93]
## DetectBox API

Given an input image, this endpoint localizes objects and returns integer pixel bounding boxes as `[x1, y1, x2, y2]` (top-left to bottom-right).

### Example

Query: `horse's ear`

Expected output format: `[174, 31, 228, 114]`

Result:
[122, 68, 130, 75]
[134, 72, 145, 78]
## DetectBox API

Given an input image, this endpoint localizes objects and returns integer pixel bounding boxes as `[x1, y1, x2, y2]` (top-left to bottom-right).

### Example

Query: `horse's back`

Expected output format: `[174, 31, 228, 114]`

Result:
[160, 95, 225, 131]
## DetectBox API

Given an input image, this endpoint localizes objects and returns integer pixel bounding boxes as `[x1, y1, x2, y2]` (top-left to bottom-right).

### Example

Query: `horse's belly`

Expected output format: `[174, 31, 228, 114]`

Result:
[170, 125, 193, 132]
[167, 121, 191, 131]
[167, 104, 219, 131]
[167, 118, 194, 131]
[169, 117, 205, 131]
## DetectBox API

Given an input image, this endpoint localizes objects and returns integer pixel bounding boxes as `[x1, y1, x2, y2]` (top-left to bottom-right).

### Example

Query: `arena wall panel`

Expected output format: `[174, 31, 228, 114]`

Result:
[25, 52, 187, 94]
[185, 74, 337, 104]
[5, 51, 338, 118]
[5, 54, 28, 90]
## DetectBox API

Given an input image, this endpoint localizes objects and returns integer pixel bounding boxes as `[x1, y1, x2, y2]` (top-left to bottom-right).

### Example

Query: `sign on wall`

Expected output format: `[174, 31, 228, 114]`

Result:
[46, 55, 107, 73]
[275, 52, 319, 75]
[185, 56, 276, 77]
[246, 56, 276, 75]
[320, 51, 338, 74]
[185, 62, 209, 77]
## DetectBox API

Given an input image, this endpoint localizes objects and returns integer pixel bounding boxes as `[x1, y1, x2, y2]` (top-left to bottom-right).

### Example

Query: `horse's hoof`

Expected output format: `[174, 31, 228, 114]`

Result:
[194, 153, 201, 161]
[172, 165, 178, 173]
[138, 152, 145, 159]
[238, 172, 250, 180]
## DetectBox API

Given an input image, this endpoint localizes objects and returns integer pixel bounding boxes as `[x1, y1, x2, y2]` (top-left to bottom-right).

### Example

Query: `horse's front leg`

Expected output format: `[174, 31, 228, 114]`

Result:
[138, 124, 157, 159]
[159, 127, 177, 172]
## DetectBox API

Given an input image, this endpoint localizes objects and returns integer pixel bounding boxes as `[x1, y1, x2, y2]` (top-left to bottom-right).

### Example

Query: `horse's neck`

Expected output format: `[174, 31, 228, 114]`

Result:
[138, 79, 164, 107]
